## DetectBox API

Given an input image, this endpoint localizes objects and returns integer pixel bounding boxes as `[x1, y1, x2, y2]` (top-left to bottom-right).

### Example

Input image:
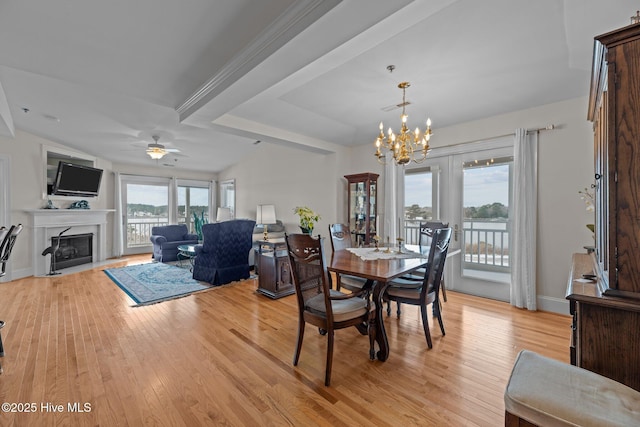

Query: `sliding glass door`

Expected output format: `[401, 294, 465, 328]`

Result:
[122, 177, 171, 254]
[120, 176, 213, 255]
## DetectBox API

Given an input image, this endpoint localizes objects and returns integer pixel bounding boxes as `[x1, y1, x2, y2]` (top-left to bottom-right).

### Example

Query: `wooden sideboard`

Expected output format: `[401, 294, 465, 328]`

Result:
[567, 253, 640, 391]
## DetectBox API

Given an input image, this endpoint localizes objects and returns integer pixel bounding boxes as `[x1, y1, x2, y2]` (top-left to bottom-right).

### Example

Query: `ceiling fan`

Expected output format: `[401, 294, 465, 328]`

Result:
[146, 135, 180, 160]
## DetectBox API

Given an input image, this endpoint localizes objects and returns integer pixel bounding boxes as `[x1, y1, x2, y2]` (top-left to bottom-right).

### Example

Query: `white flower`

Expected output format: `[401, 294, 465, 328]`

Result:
[578, 188, 595, 212]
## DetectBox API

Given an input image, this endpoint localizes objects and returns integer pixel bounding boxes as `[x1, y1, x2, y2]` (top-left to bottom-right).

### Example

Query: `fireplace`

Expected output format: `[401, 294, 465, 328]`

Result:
[26, 209, 113, 276]
[53, 233, 93, 270]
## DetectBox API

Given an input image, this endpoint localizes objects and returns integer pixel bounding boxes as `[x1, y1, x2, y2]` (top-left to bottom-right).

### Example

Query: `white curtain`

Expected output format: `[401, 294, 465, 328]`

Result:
[383, 154, 401, 244]
[169, 177, 177, 222]
[113, 172, 124, 258]
[210, 180, 217, 222]
[510, 128, 538, 310]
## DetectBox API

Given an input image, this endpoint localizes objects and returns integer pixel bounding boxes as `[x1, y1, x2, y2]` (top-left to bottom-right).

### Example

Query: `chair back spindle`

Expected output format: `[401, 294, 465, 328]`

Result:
[328, 223, 353, 251]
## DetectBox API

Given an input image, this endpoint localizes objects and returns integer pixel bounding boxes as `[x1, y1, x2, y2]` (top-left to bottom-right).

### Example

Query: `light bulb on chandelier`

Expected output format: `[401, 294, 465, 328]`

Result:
[374, 81, 432, 165]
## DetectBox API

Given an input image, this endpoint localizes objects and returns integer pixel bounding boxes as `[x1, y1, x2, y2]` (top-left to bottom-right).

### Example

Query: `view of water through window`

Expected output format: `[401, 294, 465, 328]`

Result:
[404, 158, 511, 272]
[125, 183, 209, 248]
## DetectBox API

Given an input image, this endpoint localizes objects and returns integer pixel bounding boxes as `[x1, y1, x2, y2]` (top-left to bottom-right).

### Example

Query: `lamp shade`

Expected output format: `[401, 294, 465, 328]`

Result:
[256, 204, 276, 225]
[216, 207, 233, 222]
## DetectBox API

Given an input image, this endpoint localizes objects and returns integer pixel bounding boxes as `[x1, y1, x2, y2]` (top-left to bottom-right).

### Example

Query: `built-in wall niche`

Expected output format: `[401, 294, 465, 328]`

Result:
[42, 145, 97, 199]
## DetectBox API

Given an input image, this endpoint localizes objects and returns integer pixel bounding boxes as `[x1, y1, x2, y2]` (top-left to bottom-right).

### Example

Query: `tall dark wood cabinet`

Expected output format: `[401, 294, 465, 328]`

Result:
[345, 173, 378, 246]
[566, 22, 640, 392]
[589, 22, 640, 298]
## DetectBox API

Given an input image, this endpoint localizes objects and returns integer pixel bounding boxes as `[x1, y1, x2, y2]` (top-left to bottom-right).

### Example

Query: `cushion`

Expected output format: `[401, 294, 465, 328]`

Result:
[386, 286, 421, 299]
[305, 290, 368, 322]
[339, 274, 368, 291]
[505, 350, 640, 427]
[151, 224, 190, 241]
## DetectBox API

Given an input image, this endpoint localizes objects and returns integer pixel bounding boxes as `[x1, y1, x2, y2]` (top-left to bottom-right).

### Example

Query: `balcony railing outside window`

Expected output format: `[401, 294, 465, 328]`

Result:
[126, 217, 189, 247]
[404, 218, 509, 273]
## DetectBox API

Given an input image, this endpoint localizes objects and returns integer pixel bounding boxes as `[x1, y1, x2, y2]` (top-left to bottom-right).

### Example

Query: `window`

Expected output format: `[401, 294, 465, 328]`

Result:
[462, 156, 512, 274]
[404, 167, 436, 245]
[120, 176, 213, 253]
[177, 180, 211, 234]
[219, 179, 235, 218]
[124, 180, 170, 249]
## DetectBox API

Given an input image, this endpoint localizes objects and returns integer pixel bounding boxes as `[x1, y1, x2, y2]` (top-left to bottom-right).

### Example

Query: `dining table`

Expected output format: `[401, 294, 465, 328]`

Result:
[327, 246, 428, 362]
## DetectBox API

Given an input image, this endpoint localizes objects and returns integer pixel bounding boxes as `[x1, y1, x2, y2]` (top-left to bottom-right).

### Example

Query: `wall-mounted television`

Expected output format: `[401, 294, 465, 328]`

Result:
[52, 161, 103, 197]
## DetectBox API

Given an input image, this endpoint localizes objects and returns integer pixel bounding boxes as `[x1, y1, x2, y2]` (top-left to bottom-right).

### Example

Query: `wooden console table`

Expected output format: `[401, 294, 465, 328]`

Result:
[254, 238, 294, 299]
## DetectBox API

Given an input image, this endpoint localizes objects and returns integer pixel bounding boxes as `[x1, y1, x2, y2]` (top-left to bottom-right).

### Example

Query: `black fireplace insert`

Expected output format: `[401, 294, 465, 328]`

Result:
[53, 233, 93, 270]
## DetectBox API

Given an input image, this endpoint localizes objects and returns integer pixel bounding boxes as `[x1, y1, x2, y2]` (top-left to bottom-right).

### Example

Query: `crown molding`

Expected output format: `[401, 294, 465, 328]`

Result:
[176, 0, 341, 121]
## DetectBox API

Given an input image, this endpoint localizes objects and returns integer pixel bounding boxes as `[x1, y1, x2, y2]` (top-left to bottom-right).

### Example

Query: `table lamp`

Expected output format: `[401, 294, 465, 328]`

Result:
[216, 207, 232, 222]
[256, 204, 277, 241]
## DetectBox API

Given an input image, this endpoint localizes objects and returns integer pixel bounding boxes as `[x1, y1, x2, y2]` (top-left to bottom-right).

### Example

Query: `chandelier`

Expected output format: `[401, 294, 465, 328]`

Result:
[374, 81, 432, 165]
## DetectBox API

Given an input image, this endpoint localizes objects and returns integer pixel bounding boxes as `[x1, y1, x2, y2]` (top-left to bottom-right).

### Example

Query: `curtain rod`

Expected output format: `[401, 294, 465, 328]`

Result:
[442, 124, 555, 149]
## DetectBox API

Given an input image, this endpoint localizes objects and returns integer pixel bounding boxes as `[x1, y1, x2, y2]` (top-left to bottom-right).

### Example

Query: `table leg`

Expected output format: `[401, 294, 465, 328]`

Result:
[372, 280, 390, 361]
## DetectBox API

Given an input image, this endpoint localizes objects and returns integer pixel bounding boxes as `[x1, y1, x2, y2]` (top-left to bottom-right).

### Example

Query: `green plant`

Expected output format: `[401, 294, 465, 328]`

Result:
[192, 211, 208, 240]
[293, 206, 320, 233]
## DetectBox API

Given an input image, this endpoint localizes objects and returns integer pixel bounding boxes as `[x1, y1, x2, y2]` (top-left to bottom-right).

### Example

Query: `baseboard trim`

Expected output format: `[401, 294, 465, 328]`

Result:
[537, 295, 569, 315]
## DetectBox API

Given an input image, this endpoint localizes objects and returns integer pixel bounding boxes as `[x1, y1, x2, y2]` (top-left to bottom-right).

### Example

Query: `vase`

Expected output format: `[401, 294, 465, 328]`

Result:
[300, 226, 313, 235]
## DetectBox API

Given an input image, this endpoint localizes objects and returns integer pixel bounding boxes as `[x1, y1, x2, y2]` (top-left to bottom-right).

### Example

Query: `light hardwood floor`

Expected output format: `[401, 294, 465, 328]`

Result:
[0, 255, 571, 426]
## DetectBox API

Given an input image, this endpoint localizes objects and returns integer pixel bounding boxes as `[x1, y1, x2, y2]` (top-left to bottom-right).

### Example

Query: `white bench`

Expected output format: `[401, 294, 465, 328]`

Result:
[504, 350, 640, 426]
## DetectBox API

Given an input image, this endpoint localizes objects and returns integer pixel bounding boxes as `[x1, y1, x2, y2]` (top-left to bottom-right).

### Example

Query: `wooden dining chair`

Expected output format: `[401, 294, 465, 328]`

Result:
[285, 233, 373, 386]
[384, 227, 452, 348]
[388, 220, 450, 317]
[328, 223, 369, 292]
[416, 221, 449, 302]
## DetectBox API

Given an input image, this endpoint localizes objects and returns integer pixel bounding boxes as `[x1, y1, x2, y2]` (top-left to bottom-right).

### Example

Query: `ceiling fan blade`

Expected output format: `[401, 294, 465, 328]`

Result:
[167, 151, 187, 158]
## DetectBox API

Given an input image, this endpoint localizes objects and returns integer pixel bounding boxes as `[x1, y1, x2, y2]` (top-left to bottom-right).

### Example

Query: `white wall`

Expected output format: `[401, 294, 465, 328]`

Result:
[219, 142, 342, 235]
[347, 96, 594, 312]
[1, 96, 595, 313]
[0, 129, 215, 279]
[0, 130, 112, 277]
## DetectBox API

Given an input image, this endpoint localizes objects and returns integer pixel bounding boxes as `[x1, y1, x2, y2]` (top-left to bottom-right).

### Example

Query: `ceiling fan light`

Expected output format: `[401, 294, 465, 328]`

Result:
[147, 147, 166, 160]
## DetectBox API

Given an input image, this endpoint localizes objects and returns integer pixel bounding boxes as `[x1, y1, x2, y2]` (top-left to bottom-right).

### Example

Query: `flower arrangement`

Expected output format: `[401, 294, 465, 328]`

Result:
[578, 188, 595, 236]
[578, 187, 595, 212]
[293, 206, 320, 234]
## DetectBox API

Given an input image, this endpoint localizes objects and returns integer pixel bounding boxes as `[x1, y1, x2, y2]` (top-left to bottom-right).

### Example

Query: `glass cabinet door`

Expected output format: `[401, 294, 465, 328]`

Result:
[345, 173, 379, 246]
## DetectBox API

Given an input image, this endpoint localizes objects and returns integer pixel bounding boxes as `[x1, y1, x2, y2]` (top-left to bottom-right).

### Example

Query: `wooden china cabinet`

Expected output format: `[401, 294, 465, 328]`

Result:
[344, 173, 378, 246]
[566, 22, 640, 391]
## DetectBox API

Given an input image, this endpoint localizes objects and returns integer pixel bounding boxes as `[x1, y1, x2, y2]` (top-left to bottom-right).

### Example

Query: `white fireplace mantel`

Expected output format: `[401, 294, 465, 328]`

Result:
[26, 209, 114, 276]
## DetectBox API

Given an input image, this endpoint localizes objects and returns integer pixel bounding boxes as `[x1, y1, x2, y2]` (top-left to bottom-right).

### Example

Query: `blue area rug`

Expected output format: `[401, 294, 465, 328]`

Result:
[104, 262, 212, 306]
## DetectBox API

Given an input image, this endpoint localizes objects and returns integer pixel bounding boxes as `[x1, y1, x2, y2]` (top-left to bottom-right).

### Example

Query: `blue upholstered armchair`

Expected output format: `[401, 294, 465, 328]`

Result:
[150, 224, 199, 262]
[193, 219, 256, 286]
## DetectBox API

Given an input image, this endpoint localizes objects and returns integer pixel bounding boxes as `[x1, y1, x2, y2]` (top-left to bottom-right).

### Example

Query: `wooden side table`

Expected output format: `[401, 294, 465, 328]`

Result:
[254, 238, 294, 299]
